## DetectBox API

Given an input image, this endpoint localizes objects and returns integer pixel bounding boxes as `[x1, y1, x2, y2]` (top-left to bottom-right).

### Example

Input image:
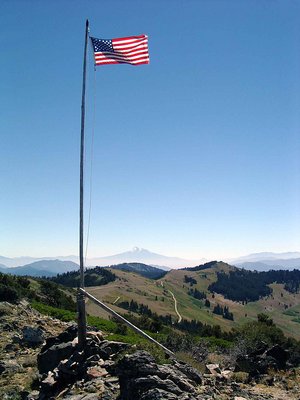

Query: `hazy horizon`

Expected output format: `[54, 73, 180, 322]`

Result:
[2, 247, 300, 264]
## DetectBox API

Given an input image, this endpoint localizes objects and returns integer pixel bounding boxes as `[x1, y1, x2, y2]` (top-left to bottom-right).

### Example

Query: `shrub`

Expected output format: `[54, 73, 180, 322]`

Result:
[0, 284, 19, 302]
[31, 301, 76, 322]
[234, 314, 285, 350]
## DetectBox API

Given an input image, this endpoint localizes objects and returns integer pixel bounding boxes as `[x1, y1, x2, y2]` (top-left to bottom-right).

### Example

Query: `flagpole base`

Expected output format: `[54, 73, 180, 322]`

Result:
[77, 289, 87, 349]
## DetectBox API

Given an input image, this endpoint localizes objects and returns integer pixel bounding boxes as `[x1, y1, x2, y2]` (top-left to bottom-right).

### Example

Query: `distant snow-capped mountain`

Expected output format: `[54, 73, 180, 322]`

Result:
[0, 248, 207, 270]
[86, 247, 207, 269]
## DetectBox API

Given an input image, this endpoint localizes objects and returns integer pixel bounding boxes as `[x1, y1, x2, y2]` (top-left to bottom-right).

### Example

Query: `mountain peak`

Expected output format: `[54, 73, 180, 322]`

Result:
[132, 247, 145, 253]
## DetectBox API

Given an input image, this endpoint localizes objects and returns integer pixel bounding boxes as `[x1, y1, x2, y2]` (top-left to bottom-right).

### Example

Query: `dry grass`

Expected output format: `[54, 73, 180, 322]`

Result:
[84, 266, 300, 339]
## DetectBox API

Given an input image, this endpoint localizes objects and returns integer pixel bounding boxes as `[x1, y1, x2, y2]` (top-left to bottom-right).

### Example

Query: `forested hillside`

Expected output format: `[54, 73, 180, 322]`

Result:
[0, 272, 75, 310]
[49, 266, 116, 287]
[209, 269, 300, 301]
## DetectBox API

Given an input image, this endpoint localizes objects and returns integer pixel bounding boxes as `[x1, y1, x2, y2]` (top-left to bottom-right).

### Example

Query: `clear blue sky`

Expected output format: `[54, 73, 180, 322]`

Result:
[1, 0, 300, 260]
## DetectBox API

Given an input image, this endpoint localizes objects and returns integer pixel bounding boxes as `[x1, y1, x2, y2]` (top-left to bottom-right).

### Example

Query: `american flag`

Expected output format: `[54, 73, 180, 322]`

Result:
[90, 35, 149, 66]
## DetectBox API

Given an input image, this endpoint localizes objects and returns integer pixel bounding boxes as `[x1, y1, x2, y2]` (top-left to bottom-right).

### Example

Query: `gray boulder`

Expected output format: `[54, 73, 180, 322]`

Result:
[37, 341, 75, 374]
[22, 326, 44, 345]
[115, 350, 203, 400]
[140, 388, 179, 400]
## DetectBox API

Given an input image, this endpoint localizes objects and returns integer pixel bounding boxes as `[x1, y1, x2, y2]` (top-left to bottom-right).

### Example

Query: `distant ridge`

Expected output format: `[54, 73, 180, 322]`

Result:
[229, 252, 300, 264]
[1, 249, 300, 272]
[235, 258, 300, 271]
[0, 259, 79, 277]
[0, 255, 79, 268]
[229, 252, 300, 271]
[0, 265, 56, 277]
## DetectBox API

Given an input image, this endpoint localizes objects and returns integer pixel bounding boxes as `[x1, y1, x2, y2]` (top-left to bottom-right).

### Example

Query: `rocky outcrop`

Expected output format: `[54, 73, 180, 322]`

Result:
[31, 328, 298, 400]
[1, 301, 300, 400]
[0, 301, 72, 400]
[115, 351, 202, 400]
[29, 328, 206, 400]
[34, 329, 128, 400]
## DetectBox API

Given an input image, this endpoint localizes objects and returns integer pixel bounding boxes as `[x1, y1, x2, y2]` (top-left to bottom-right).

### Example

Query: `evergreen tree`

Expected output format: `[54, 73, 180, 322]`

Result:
[205, 299, 210, 307]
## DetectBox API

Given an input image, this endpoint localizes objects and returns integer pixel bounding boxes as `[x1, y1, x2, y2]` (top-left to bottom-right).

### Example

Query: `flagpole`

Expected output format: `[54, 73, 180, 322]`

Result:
[77, 19, 89, 349]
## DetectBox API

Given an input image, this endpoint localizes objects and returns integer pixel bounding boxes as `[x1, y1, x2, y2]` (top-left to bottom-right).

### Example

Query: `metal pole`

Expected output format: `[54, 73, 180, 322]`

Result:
[79, 288, 175, 357]
[77, 19, 89, 348]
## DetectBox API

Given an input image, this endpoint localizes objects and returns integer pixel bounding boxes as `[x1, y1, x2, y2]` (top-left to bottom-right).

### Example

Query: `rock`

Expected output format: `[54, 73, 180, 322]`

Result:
[116, 350, 159, 378]
[26, 390, 39, 399]
[115, 351, 202, 400]
[206, 364, 221, 375]
[86, 366, 108, 379]
[57, 324, 78, 343]
[172, 361, 202, 384]
[86, 354, 101, 367]
[40, 371, 58, 396]
[140, 388, 179, 400]
[37, 341, 75, 374]
[101, 359, 115, 370]
[69, 349, 85, 364]
[86, 340, 129, 360]
[157, 365, 197, 392]
[86, 330, 104, 342]
[235, 342, 290, 377]
[58, 359, 79, 376]
[105, 376, 119, 384]
[0, 360, 23, 374]
[22, 326, 45, 345]
[134, 375, 183, 395]
[41, 325, 78, 353]
[221, 370, 233, 380]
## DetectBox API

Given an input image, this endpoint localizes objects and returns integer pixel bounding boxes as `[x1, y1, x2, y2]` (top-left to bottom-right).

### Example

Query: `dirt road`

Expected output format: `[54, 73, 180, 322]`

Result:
[168, 290, 182, 323]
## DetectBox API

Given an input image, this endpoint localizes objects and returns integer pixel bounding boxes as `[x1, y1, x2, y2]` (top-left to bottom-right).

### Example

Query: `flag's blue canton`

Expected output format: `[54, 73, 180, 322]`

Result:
[91, 38, 114, 53]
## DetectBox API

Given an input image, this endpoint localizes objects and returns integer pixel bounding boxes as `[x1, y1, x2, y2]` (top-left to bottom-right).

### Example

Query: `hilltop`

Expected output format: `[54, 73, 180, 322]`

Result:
[109, 262, 167, 279]
[1, 300, 300, 400]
